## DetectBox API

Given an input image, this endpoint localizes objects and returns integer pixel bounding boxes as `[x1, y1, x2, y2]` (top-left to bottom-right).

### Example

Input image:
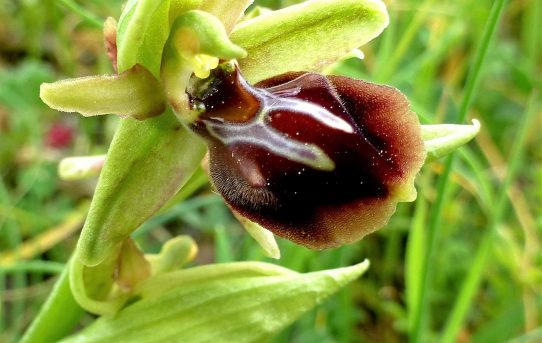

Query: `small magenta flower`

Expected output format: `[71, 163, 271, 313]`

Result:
[187, 63, 425, 248]
[45, 122, 74, 149]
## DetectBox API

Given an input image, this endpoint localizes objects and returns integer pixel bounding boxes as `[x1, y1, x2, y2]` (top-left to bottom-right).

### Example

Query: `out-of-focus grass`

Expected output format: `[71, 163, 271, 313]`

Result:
[0, 0, 540, 342]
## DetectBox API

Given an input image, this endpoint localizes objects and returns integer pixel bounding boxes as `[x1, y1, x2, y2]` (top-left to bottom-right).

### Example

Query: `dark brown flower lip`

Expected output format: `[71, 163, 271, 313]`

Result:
[186, 64, 426, 249]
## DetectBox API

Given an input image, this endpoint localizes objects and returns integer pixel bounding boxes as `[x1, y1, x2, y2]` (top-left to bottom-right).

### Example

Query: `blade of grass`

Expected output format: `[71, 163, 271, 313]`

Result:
[375, 0, 437, 82]
[405, 172, 429, 332]
[56, 0, 104, 28]
[0, 177, 25, 338]
[0, 203, 88, 266]
[409, 0, 508, 341]
[0, 261, 65, 274]
[440, 91, 539, 343]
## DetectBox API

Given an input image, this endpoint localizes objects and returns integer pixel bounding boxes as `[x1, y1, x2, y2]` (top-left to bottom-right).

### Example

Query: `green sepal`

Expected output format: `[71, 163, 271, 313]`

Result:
[117, 0, 171, 77]
[422, 120, 481, 161]
[76, 111, 207, 267]
[40, 65, 165, 119]
[61, 261, 369, 343]
[231, 0, 389, 83]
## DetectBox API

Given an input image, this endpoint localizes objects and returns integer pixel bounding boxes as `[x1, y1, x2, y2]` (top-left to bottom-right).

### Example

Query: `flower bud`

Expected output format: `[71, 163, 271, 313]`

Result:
[187, 64, 426, 249]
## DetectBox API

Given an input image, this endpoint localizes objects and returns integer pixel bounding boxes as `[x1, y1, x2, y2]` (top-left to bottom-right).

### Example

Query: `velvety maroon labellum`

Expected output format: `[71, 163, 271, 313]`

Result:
[187, 64, 426, 249]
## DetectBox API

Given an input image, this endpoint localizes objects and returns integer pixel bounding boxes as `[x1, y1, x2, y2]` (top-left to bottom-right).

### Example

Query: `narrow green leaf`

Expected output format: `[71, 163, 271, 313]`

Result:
[421, 119, 481, 161]
[231, 0, 389, 83]
[62, 261, 369, 343]
[40, 65, 165, 119]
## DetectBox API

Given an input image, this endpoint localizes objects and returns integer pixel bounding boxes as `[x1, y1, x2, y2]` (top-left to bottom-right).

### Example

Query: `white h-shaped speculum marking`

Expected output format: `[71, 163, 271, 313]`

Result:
[202, 77, 354, 172]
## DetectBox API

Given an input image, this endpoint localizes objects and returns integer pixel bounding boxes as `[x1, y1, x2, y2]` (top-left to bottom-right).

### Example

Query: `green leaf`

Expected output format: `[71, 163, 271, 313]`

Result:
[76, 112, 206, 266]
[40, 65, 165, 119]
[61, 261, 369, 343]
[421, 120, 481, 161]
[231, 0, 389, 83]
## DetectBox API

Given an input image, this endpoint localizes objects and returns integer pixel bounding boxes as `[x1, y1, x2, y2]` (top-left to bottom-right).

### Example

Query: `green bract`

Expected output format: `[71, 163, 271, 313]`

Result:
[61, 261, 370, 343]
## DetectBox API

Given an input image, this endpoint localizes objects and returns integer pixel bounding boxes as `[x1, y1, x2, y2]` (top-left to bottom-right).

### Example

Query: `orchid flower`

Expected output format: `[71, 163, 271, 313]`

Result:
[30, 1, 480, 341]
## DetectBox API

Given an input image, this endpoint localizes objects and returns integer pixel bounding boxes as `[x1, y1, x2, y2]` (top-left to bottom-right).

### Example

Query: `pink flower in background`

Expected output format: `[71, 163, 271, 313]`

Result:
[45, 122, 74, 149]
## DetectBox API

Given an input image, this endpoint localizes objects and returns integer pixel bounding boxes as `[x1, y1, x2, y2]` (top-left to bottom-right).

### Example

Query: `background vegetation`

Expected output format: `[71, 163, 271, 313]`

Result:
[0, 0, 540, 342]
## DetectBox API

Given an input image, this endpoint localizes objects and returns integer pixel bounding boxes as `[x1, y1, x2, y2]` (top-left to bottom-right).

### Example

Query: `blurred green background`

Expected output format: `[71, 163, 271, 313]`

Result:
[0, 0, 540, 342]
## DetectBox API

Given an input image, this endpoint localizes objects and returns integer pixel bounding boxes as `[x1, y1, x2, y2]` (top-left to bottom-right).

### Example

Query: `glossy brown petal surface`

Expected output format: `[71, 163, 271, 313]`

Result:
[187, 65, 425, 249]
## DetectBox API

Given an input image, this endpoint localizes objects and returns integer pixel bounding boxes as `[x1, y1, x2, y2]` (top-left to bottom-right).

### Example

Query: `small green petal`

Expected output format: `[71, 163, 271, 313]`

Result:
[234, 212, 281, 259]
[231, 0, 389, 83]
[40, 65, 165, 120]
[146, 236, 198, 274]
[168, 10, 247, 59]
[422, 119, 481, 161]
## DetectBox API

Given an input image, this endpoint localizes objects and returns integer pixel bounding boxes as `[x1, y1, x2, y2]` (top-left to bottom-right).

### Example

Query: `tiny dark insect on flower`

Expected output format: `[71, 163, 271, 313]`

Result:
[187, 63, 426, 249]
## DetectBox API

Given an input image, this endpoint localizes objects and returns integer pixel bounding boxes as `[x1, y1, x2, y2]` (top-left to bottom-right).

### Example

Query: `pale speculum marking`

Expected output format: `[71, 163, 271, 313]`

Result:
[201, 74, 354, 171]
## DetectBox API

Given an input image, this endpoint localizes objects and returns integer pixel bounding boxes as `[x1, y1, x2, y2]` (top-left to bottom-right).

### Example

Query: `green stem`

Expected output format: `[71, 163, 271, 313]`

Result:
[20, 259, 85, 343]
[409, 0, 508, 342]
